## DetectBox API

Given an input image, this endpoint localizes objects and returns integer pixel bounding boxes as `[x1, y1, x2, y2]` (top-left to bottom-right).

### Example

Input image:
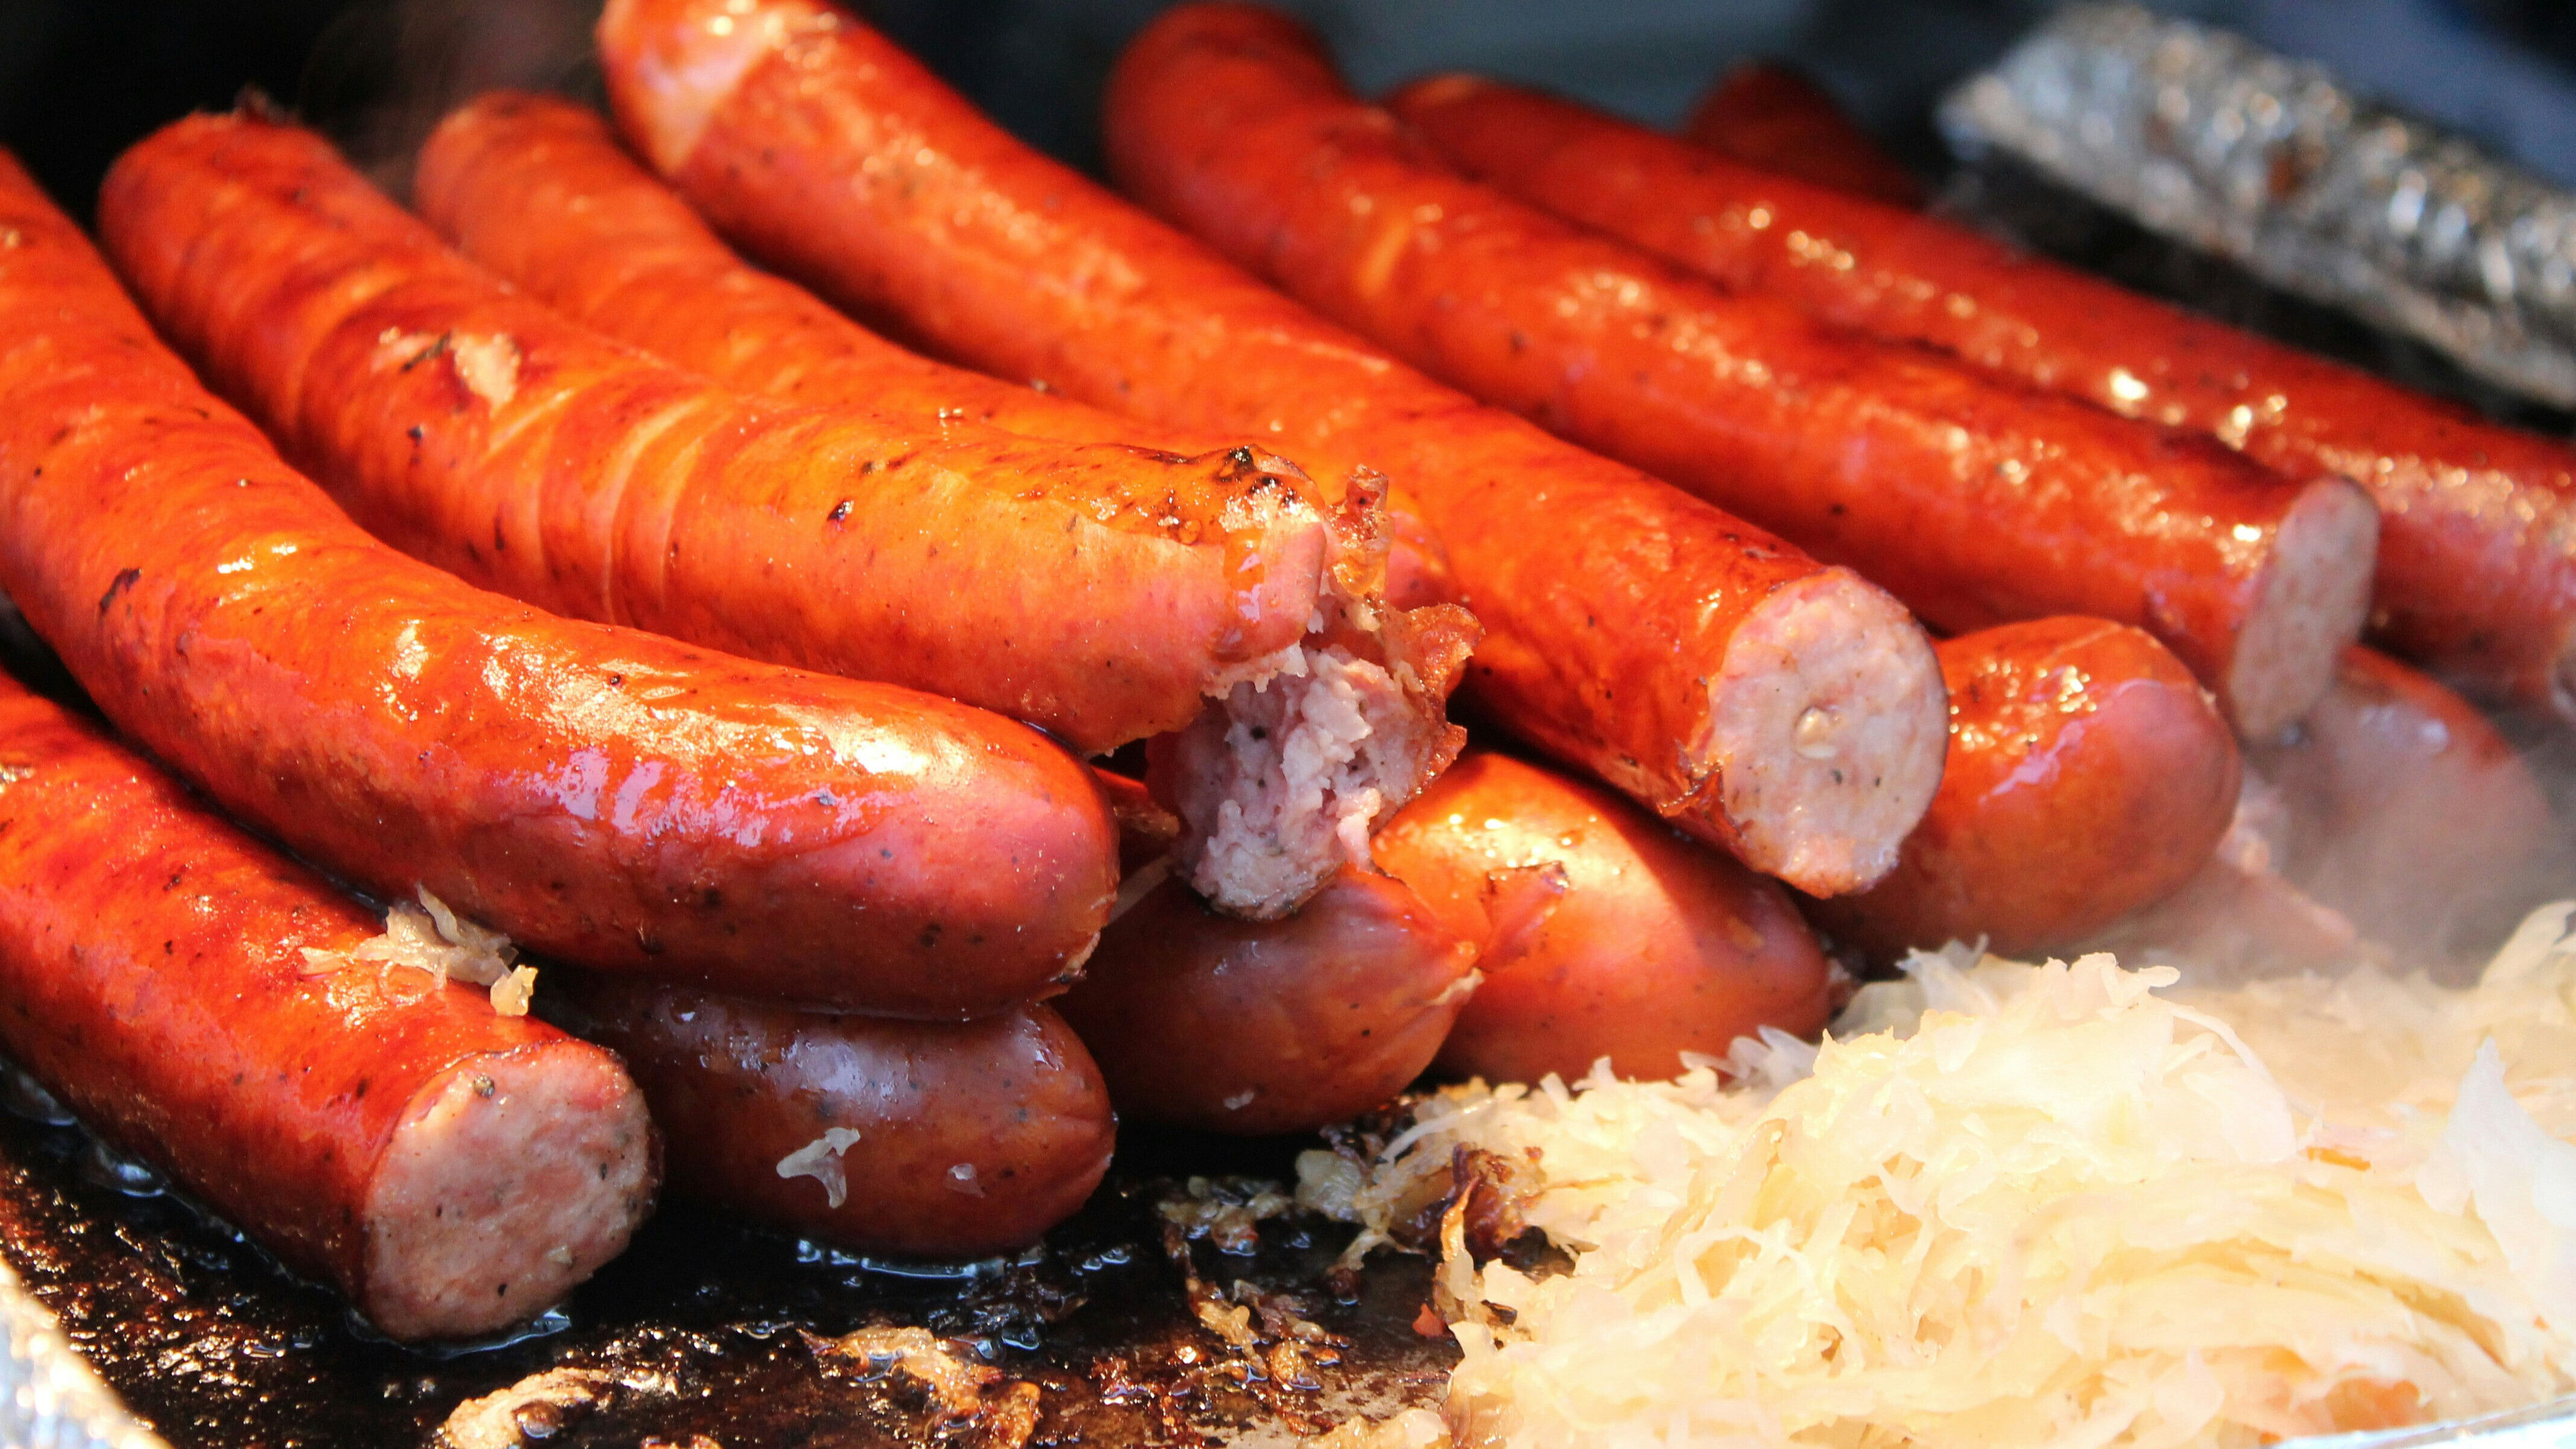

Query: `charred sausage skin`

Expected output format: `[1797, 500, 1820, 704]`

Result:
[553, 976, 1114, 1255]
[596, 0, 1951, 898]
[1393, 74, 2576, 717]
[0, 665, 656, 1342]
[0, 147, 1113, 1017]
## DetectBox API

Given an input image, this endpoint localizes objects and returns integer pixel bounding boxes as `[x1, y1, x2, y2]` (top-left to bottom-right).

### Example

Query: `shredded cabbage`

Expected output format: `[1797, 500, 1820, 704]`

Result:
[1302, 906, 2576, 1448]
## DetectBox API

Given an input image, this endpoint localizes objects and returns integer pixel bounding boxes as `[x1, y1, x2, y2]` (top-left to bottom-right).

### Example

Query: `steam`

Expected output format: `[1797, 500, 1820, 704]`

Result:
[293, 0, 604, 195]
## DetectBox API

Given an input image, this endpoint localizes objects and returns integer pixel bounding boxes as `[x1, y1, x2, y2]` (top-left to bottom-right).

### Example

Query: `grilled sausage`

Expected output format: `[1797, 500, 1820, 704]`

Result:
[1677, 62, 1927, 206]
[2247, 646, 2561, 964]
[0, 146, 1112, 1016]
[1053, 865, 1478, 1134]
[1807, 617, 2243, 961]
[1111, 8, 2376, 740]
[1371, 752, 1840, 1085]
[0, 665, 655, 1341]
[596, 0, 1951, 898]
[413, 91, 1471, 614]
[102, 112, 1466, 922]
[1389, 74, 2576, 718]
[550, 976, 1113, 1255]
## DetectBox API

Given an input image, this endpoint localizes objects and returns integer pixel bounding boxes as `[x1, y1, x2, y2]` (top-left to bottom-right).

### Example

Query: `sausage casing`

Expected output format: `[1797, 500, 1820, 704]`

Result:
[0, 147, 1113, 1016]
[552, 976, 1113, 1256]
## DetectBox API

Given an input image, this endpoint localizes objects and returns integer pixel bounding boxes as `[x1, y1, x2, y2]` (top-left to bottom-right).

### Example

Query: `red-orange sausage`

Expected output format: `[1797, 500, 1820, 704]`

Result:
[0, 666, 655, 1342]
[1677, 62, 1927, 207]
[1391, 75, 2576, 717]
[1110, 7, 2378, 740]
[550, 976, 1113, 1256]
[1371, 752, 1839, 1085]
[412, 92, 1474, 614]
[1053, 865, 1477, 1134]
[1808, 617, 2243, 961]
[596, 0, 1951, 900]
[2248, 646, 2560, 962]
[0, 148, 1111, 1017]
[104, 113, 1465, 923]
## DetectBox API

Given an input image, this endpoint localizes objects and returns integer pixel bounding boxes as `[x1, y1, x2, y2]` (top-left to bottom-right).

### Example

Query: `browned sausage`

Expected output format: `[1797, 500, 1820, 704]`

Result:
[0, 665, 656, 1341]
[412, 90, 1469, 617]
[100, 113, 1468, 922]
[0, 146, 1113, 1017]
[2248, 646, 2562, 963]
[596, 0, 1952, 900]
[1678, 62, 1927, 206]
[1108, 7, 2378, 740]
[1053, 865, 1477, 1134]
[1808, 617, 2243, 961]
[549, 976, 1112, 1256]
[1390, 74, 2576, 718]
[1371, 752, 1839, 1085]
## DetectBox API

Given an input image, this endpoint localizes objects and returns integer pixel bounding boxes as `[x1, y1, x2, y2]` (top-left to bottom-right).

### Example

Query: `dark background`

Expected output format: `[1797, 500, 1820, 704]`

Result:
[5, 0, 2575, 227]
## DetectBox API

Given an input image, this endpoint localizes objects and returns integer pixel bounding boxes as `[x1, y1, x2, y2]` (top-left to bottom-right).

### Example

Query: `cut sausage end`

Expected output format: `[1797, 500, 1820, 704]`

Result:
[599, 0, 812, 177]
[2226, 479, 2378, 739]
[1698, 569, 1948, 896]
[358, 1043, 657, 1342]
[1161, 643, 1461, 920]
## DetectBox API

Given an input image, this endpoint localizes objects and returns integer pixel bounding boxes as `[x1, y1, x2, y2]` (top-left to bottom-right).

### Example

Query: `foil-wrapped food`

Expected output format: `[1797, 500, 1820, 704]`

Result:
[1940, 1, 2576, 409]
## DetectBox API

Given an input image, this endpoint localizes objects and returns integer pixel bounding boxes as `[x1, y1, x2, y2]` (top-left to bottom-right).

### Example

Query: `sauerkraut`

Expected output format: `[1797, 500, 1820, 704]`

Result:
[1299, 905, 2576, 1448]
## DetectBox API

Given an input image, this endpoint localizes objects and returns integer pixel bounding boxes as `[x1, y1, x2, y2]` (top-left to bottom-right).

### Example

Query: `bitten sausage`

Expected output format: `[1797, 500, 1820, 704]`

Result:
[549, 976, 1113, 1256]
[0, 147, 1111, 1016]
[1679, 62, 1927, 207]
[1053, 865, 1478, 1134]
[1807, 617, 2243, 961]
[596, 0, 1951, 898]
[103, 113, 1465, 922]
[1371, 752, 1840, 1085]
[1110, 8, 2376, 740]
[412, 92, 1473, 615]
[0, 665, 656, 1341]
[2246, 646, 2560, 964]
[1391, 75, 2576, 718]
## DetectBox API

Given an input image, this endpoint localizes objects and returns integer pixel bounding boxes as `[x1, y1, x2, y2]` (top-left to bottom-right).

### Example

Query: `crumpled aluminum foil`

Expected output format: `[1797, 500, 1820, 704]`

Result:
[0, 1253, 165, 1449]
[1939, 2, 2576, 408]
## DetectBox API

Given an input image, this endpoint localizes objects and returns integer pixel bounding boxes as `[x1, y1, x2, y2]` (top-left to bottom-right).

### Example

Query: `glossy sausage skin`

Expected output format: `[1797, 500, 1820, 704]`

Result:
[1054, 866, 1477, 1134]
[596, 0, 1951, 898]
[0, 666, 656, 1342]
[1391, 75, 2576, 718]
[1372, 752, 1839, 1085]
[1807, 617, 2243, 961]
[102, 113, 1339, 760]
[0, 147, 1111, 1017]
[1114, 11, 2376, 741]
[551, 976, 1113, 1256]
[1677, 62, 1926, 207]
[416, 92, 1468, 613]
[2247, 646, 2560, 962]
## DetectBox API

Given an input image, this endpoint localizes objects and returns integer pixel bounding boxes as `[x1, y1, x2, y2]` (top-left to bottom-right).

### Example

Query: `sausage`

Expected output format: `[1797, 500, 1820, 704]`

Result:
[0, 665, 657, 1341]
[596, 0, 1952, 898]
[1053, 865, 1478, 1134]
[1387, 75, 2576, 718]
[1678, 62, 1927, 207]
[0, 147, 1112, 1016]
[548, 976, 1113, 1256]
[1370, 752, 1840, 1085]
[412, 91, 1470, 616]
[1111, 9, 2377, 741]
[101, 113, 1466, 923]
[2245, 646, 2561, 964]
[1806, 617, 2243, 961]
